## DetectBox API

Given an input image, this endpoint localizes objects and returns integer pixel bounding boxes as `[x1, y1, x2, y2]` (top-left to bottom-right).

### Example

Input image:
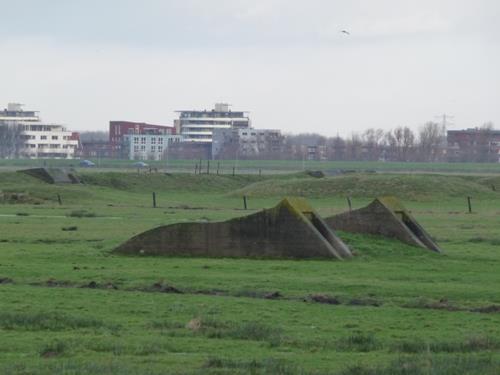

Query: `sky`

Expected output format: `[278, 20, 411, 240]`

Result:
[1, 0, 499, 136]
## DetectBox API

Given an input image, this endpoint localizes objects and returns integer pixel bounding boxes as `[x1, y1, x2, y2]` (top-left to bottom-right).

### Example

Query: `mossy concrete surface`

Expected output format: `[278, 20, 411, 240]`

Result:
[115, 197, 352, 259]
[19, 168, 80, 184]
[326, 196, 441, 252]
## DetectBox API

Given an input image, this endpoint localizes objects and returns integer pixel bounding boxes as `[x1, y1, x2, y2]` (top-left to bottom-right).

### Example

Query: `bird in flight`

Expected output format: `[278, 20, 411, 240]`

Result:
[341, 30, 350, 35]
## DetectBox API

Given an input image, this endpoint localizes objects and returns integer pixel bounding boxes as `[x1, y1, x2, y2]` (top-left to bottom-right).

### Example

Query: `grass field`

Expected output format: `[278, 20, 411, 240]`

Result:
[2, 158, 500, 175]
[1, 169, 500, 374]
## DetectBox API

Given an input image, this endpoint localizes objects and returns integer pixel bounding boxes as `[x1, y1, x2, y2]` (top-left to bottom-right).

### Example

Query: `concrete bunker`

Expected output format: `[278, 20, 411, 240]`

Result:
[325, 196, 441, 252]
[19, 168, 80, 184]
[115, 197, 352, 259]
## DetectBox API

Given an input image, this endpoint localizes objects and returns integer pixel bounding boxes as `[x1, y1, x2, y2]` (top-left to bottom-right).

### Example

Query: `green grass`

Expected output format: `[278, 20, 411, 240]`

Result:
[3, 157, 500, 174]
[1, 170, 500, 374]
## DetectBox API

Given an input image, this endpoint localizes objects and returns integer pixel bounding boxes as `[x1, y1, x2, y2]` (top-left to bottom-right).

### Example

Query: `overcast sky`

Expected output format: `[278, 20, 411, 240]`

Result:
[1, 0, 498, 136]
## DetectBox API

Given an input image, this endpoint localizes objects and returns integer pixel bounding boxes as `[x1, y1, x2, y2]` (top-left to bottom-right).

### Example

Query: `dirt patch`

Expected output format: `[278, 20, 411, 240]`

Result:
[150, 281, 183, 294]
[309, 294, 341, 305]
[84, 281, 98, 289]
[186, 318, 202, 331]
[471, 305, 500, 314]
[41, 351, 59, 359]
[404, 297, 462, 312]
[62, 226, 78, 231]
[0, 192, 44, 204]
[44, 278, 73, 288]
[167, 205, 205, 210]
[264, 291, 282, 300]
[348, 298, 381, 307]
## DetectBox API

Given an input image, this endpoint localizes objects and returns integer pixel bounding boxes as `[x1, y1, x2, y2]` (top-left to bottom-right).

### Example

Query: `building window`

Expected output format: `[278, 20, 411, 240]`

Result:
[52, 136, 58, 140]
[134, 137, 139, 144]
[141, 137, 146, 144]
[40, 135, 47, 140]
[140, 145, 146, 151]
[158, 146, 163, 153]
[151, 138, 156, 144]
[151, 146, 156, 152]
[134, 145, 139, 152]
[158, 138, 163, 144]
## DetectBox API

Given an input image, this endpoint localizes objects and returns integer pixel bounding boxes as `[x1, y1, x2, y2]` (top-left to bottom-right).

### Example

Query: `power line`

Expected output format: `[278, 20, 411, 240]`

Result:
[435, 113, 454, 128]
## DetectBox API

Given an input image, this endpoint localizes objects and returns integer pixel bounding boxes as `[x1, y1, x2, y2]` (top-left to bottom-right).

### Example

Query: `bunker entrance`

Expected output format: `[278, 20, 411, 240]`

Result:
[395, 210, 427, 243]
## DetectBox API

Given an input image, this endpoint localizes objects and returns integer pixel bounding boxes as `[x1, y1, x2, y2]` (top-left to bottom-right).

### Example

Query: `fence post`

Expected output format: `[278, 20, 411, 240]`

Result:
[57, 194, 62, 205]
[347, 197, 352, 212]
[207, 160, 210, 175]
[467, 196, 472, 213]
[232, 166, 235, 176]
[217, 162, 220, 175]
[153, 192, 157, 208]
[243, 195, 248, 210]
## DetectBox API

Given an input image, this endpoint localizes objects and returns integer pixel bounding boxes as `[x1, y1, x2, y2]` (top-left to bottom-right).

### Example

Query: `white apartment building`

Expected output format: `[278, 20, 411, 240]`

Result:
[0, 103, 79, 159]
[175, 103, 250, 144]
[212, 128, 283, 159]
[122, 133, 182, 160]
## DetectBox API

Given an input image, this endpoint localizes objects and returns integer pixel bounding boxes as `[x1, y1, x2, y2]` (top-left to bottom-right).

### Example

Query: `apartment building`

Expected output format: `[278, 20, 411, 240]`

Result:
[0, 103, 79, 159]
[109, 121, 176, 158]
[212, 128, 283, 159]
[122, 133, 182, 160]
[175, 103, 250, 144]
[447, 128, 500, 162]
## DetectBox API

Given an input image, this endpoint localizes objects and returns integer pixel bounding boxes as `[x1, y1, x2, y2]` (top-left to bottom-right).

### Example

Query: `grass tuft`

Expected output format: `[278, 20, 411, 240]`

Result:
[336, 333, 380, 352]
[67, 210, 97, 218]
[203, 357, 304, 374]
[0, 311, 119, 332]
[39, 340, 68, 358]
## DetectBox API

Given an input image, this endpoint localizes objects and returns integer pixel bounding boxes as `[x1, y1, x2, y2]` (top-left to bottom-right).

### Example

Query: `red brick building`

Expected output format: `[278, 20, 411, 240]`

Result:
[447, 128, 500, 162]
[109, 121, 176, 157]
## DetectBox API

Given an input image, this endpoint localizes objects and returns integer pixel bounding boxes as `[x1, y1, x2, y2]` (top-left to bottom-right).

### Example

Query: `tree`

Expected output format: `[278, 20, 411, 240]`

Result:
[362, 128, 385, 160]
[0, 125, 23, 158]
[476, 122, 496, 162]
[417, 122, 446, 162]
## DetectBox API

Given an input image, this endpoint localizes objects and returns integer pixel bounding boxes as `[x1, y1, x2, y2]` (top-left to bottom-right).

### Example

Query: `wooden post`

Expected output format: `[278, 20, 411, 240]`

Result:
[57, 194, 62, 205]
[243, 195, 247, 210]
[153, 192, 157, 208]
[232, 166, 235, 176]
[194, 164, 198, 174]
[467, 196, 472, 213]
[217, 162, 220, 175]
[207, 160, 210, 175]
[347, 197, 352, 212]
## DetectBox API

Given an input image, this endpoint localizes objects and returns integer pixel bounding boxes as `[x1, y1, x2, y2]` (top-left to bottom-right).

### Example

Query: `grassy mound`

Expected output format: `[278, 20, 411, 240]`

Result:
[0, 172, 93, 204]
[78, 172, 311, 194]
[229, 173, 498, 200]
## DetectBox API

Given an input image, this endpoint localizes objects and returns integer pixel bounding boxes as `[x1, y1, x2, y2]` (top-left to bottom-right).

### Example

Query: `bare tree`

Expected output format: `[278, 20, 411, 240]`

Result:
[346, 133, 363, 160]
[362, 128, 385, 160]
[0, 125, 23, 158]
[417, 122, 446, 161]
[476, 122, 496, 162]
[79, 131, 109, 142]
